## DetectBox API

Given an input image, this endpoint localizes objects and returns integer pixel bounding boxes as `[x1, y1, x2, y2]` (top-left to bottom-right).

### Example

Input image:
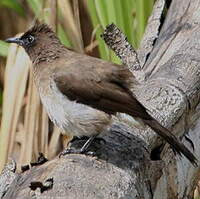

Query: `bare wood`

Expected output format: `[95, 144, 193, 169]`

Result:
[101, 24, 141, 72]
[137, 0, 165, 70]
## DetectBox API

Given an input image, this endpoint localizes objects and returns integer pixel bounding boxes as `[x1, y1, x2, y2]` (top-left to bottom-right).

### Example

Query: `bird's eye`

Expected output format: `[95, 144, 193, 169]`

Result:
[27, 35, 35, 44]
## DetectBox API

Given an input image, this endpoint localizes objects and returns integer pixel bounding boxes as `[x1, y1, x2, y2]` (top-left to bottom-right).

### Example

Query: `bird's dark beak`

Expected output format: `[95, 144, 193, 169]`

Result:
[5, 37, 24, 46]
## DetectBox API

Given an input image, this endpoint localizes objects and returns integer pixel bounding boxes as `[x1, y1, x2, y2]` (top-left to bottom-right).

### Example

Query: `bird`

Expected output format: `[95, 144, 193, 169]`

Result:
[5, 21, 197, 166]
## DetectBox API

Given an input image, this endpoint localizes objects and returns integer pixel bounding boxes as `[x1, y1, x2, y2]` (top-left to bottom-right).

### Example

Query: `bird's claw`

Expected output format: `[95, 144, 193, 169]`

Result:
[59, 148, 80, 157]
[59, 148, 96, 158]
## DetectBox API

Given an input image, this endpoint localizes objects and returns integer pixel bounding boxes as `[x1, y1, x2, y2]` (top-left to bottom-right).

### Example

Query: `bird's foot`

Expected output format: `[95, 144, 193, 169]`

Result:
[59, 148, 95, 157]
[59, 148, 81, 157]
[59, 135, 105, 158]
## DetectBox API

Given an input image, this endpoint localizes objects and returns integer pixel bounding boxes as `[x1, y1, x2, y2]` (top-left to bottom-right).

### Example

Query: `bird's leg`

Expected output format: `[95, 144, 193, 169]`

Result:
[59, 135, 97, 157]
[80, 136, 96, 153]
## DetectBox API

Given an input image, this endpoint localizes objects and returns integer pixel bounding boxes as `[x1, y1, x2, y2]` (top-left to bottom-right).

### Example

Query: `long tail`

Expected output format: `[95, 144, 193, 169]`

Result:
[144, 118, 198, 166]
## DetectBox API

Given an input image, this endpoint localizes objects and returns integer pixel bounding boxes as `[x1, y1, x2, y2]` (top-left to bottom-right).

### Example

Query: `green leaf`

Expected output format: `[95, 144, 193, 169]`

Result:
[57, 24, 72, 48]
[144, 0, 154, 22]
[0, 40, 9, 57]
[87, 0, 110, 61]
[87, 0, 154, 61]
[26, 0, 42, 17]
[94, 0, 108, 29]
[0, 0, 25, 17]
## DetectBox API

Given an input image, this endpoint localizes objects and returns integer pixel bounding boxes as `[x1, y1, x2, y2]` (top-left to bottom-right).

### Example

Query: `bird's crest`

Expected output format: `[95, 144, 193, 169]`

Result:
[22, 20, 55, 38]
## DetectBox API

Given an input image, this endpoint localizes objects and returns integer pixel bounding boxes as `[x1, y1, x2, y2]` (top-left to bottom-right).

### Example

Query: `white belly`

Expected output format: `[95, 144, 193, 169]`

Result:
[39, 81, 111, 137]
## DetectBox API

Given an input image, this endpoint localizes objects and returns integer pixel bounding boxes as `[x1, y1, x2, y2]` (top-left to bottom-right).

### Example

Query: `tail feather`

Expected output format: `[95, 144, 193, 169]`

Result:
[144, 119, 198, 166]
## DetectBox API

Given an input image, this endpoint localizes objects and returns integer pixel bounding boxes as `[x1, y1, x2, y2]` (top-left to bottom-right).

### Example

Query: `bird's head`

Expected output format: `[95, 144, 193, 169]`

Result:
[5, 21, 61, 63]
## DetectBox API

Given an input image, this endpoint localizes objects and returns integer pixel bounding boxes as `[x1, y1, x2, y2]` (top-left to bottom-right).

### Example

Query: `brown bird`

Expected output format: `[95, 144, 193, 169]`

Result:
[6, 21, 197, 165]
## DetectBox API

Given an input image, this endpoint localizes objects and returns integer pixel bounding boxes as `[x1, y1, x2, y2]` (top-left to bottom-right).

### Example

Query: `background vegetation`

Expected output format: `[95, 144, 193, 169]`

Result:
[1, 1, 200, 198]
[0, 0, 154, 172]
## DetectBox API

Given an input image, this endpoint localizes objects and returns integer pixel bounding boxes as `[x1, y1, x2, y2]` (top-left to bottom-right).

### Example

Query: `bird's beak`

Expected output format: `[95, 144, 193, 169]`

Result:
[5, 37, 24, 46]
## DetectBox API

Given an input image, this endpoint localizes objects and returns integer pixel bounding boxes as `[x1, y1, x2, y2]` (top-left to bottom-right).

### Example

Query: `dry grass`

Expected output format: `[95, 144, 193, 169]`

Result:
[0, 44, 30, 171]
[0, 0, 85, 172]
[0, 43, 72, 171]
[58, 0, 84, 53]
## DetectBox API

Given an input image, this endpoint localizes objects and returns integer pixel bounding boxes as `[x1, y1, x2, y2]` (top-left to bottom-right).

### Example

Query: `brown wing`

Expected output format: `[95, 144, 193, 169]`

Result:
[54, 66, 151, 120]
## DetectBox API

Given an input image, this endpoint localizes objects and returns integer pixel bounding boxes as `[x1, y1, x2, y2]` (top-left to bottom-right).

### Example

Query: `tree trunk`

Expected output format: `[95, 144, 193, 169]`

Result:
[1, 0, 200, 198]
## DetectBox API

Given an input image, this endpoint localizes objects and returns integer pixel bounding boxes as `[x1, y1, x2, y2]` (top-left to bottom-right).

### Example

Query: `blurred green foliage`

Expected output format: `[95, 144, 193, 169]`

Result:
[87, 0, 154, 62]
[0, 0, 154, 61]
[0, 0, 24, 16]
[0, 41, 9, 57]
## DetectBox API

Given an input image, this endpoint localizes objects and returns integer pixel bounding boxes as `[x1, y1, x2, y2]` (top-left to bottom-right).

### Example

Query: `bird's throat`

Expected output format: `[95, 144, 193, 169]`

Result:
[30, 47, 62, 65]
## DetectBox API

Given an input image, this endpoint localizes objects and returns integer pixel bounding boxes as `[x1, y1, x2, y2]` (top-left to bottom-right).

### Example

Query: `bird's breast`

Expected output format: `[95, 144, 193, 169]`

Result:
[38, 79, 111, 137]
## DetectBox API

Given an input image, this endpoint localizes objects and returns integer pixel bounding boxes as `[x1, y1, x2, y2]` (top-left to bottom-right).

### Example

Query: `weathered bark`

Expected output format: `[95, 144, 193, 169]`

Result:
[1, 0, 200, 198]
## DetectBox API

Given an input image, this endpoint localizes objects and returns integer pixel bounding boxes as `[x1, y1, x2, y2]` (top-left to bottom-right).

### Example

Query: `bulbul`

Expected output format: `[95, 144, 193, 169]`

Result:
[6, 21, 197, 165]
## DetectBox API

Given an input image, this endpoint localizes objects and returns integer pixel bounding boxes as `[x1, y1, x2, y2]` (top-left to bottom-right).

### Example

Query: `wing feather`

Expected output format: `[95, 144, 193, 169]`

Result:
[54, 68, 151, 120]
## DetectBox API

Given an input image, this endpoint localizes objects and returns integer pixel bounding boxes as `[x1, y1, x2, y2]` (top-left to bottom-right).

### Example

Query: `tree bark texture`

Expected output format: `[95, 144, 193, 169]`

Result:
[1, 0, 200, 198]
